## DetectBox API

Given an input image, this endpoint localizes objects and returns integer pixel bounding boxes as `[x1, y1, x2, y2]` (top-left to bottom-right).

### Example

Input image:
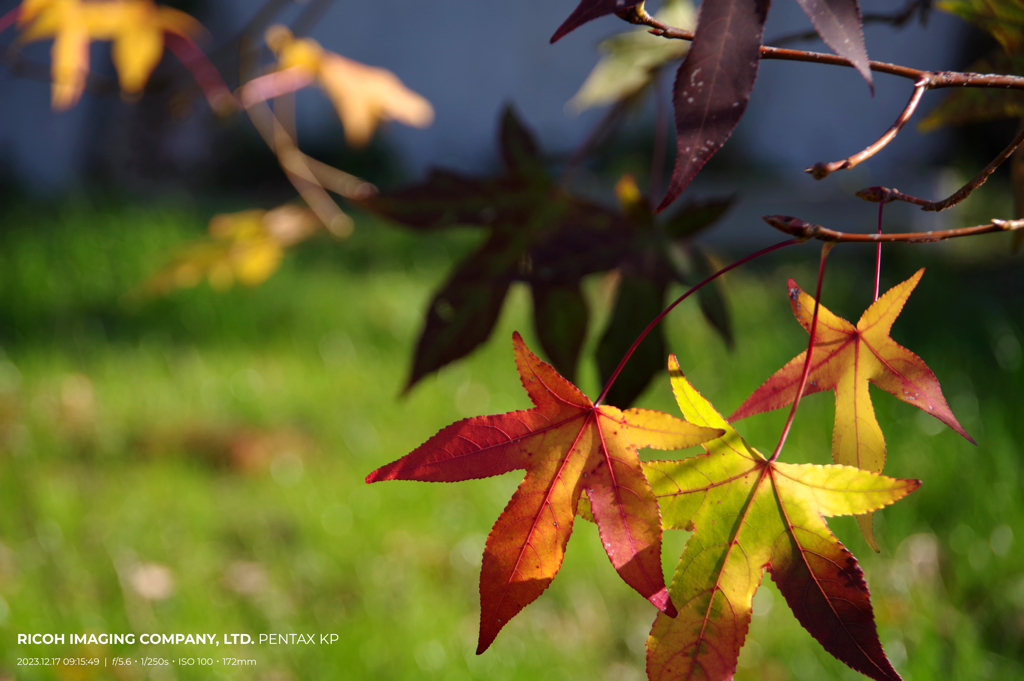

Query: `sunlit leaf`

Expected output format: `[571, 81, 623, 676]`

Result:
[645, 359, 917, 681]
[367, 333, 723, 653]
[241, 24, 434, 148]
[17, 0, 205, 108]
[730, 270, 972, 549]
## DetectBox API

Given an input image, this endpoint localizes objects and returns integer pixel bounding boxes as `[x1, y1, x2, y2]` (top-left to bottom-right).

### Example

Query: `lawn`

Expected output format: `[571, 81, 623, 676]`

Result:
[0, 199, 1020, 680]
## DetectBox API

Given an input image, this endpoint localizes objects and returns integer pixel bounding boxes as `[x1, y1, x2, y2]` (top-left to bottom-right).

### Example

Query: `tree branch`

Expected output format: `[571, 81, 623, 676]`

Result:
[807, 77, 929, 179]
[618, 6, 1024, 89]
[763, 214, 1024, 242]
[853, 123, 1024, 212]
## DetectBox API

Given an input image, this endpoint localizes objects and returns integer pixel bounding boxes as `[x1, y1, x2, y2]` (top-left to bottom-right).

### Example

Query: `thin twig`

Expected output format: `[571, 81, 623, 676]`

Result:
[595, 238, 799, 406]
[854, 125, 1024, 212]
[764, 214, 1024, 242]
[0, 7, 19, 34]
[163, 33, 237, 114]
[769, 243, 834, 463]
[618, 7, 1024, 89]
[807, 78, 929, 179]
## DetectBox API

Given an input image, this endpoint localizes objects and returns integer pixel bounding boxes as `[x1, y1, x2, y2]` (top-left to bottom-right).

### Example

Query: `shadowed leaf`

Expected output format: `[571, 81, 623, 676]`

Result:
[661, 196, 735, 239]
[598, 274, 668, 408]
[362, 107, 638, 390]
[532, 282, 588, 383]
[793, 0, 873, 90]
[685, 244, 734, 348]
[551, 0, 642, 43]
[405, 234, 517, 392]
[368, 334, 723, 653]
[658, 0, 769, 211]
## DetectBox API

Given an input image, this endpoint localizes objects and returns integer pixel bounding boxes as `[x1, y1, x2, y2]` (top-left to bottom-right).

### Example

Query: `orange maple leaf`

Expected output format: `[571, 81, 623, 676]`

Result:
[17, 0, 204, 109]
[367, 332, 723, 653]
[240, 25, 434, 147]
[730, 268, 973, 549]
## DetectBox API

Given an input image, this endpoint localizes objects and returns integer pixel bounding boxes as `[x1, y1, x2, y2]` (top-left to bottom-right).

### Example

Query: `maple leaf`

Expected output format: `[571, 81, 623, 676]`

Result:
[17, 0, 205, 109]
[239, 25, 434, 148]
[361, 108, 731, 398]
[141, 205, 321, 295]
[366, 333, 724, 653]
[730, 269, 972, 549]
[644, 356, 918, 681]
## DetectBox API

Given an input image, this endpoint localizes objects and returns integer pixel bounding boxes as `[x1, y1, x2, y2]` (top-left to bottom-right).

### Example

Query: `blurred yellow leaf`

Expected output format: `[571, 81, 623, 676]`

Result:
[17, 0, 204, 109]
[241, 24, 434, 147]
[143, 205, 321, 295]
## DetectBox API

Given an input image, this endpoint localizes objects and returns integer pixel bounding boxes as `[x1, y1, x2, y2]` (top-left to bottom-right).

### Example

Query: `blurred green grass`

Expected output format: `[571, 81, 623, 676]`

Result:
[0, 199, 1021, 680]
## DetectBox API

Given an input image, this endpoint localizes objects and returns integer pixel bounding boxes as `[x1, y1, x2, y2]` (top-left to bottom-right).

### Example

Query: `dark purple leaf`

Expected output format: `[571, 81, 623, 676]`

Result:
[550, 0, 642, 43]
[657, 0, 770, 212]
[597, 274, 668, 408]
[684, 244, 735, 349]
[532, 282, 589, 382]
[404, 235, 518, 392]
[360, 170, 515, 230]
[499, 105, 545, 177]
[661, 196, 735, 239]
[793, 0, 873, 91]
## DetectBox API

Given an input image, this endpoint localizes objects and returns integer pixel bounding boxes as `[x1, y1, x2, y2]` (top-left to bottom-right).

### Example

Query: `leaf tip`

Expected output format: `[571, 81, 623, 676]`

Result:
[649, 588, 677, 617]
[667, 353, 681, 374]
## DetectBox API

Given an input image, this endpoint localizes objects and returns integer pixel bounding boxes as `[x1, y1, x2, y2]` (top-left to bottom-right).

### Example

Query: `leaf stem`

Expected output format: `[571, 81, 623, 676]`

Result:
[769, 242, 834, 463]
[163, 33, 237, 115]
[0, 7, 19, 34]
[595, 238, 799, 406]
[874, 201, 883, 302]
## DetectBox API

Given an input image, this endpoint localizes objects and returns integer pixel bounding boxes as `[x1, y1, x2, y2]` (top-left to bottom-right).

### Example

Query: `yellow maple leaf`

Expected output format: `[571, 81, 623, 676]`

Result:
[142, 205, 321, 295]
[242, 24, 434, 147]
[17, 0, 204, 109]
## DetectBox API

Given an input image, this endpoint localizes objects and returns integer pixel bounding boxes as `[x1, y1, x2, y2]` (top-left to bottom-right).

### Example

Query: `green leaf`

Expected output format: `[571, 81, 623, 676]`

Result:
[568, 0, 696, 113]
[918, 51, 1024, 131]
[644, 358, 919, 681]
[937, 0, 1024, 52]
